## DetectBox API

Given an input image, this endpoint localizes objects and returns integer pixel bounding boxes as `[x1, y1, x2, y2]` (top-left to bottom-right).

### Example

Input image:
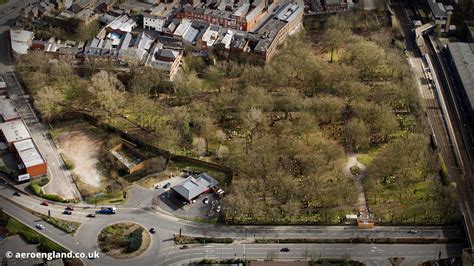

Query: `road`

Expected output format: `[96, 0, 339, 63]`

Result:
[2, 72, 81, 200]
[0, 182, 467, 265]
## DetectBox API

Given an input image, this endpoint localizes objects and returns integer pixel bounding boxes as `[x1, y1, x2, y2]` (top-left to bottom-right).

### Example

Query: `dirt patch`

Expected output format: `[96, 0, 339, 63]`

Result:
[98, 222, 151, 259]
[55, 123, 105, 188]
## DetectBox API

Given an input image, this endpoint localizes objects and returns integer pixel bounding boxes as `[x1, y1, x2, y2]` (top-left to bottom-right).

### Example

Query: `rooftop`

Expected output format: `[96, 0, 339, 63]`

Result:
[0, 119, 31, 144]
[447, 42, 474, 112]
[171, 173, 219, 201]
[13, 139, 45, 168]
[0, 97, 20, 122]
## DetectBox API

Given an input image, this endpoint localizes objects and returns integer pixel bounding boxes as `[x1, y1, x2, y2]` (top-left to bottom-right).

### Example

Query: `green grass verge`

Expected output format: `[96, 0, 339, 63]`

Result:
[85, 191, 125, 205]
[29, 182, 74, 203]
[0, 0, 9, 5]
[438, 153, 448, 179]
[42, 215, 80, 234]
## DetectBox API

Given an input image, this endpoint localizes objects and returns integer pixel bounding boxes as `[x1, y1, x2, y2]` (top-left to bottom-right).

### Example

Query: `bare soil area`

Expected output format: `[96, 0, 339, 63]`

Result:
[56, 123, 105, 188]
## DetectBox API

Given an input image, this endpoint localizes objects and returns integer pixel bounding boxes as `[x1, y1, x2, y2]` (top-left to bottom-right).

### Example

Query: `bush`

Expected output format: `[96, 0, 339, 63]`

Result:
[38, 177, 50, 186]
[126, 228, 143, 253]
[350, 166, 361, 175]
[29, 183, 70, 203]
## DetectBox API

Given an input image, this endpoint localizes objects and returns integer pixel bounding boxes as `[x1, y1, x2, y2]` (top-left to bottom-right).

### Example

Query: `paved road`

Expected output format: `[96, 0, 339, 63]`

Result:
[0, 183, 467, 265]
[2, 72, 81, 200]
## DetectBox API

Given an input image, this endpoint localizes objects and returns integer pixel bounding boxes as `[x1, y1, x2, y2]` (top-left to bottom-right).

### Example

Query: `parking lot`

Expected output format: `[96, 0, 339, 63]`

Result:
[152, 175, 222, 221]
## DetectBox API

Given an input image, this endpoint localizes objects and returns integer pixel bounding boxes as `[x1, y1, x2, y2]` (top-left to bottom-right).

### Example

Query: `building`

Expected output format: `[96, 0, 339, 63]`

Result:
[8, 28, 34, 59]
[174, 19, 199, 44]
[0, 96, 20, 122]
[143, 14, 167, 31]
[171, 173, 219, 202]
[146, 43, 182, 80]
[0, 119, 31, 151]
[426, 0, 454, 33]
[445, 42, 474, 126]
[13, 139, 47, 177]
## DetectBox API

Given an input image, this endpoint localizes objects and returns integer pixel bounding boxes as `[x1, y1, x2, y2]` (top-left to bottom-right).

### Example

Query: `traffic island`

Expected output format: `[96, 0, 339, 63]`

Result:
[98, 222, 151, 259]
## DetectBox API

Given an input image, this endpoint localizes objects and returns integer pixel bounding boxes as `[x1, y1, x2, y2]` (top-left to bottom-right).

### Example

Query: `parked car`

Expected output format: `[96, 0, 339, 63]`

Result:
[163, 183, 171, 189]
[35, 223, 44, 230]
[41, 201, 49, 206]
[149, 228, 156, 234]
[408, 229, 418, 234]
[203, 197, 209, 204]
[13, 191, 20, 197]
[191, 199, 196, 203]
[86, 213, 96, 218]
[180, 245, 189, 250]
[66, 205, 74, 211]
[63, 210, 72, 215]
[280, 247, 290, 252]
[154, 184, 161, 189]
[216, 206, 221, 213]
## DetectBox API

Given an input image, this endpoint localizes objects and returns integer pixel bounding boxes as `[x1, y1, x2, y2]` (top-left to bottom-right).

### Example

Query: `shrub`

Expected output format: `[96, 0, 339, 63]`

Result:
[39, 177, 50, 186]
[29, 183, 69, 203]
[126, 228, 143, 253]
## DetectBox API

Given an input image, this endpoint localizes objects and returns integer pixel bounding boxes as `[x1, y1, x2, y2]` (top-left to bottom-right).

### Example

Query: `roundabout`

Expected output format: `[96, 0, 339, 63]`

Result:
[98, 222, 151, 259]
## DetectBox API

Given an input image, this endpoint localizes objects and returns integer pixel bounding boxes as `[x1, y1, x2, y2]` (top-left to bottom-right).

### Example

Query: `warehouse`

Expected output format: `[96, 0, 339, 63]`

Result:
[0, 96, 20, 122]
[0, 119, 31, 151]
[13, 139, 47, 177]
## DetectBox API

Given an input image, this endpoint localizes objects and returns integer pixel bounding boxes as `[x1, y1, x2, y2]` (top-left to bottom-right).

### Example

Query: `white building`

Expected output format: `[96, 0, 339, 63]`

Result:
[9, 28, 34, 58]
[146, 43, 182, 80]
[174, 19, 199, 44]
[143, 14, 166, 32]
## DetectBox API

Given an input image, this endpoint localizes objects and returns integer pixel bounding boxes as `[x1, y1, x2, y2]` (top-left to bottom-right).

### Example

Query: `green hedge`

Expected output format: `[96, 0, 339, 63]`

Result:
[127, 228, 143, 253]
[29, 182, 71, 203]
[175, 235, 233, 244]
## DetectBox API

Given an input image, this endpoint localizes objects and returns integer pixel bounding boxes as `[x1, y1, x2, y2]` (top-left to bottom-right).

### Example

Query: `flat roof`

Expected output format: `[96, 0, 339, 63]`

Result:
[0, 119, 31, 143]
[14, 139, 45, 168]
[447, 42, 474, 112]
[0, 97, 20, 121]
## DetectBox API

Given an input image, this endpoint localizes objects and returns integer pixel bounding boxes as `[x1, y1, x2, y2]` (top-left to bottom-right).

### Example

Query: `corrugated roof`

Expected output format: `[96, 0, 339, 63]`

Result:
[447, 42, 474, 112]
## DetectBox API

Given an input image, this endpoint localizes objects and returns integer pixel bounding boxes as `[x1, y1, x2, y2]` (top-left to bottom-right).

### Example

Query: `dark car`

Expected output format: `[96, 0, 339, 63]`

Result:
[63, 210, 72, 215]
[163, 182, 171, 189]
[203, 197, 209, 204]
[280, 248, 290, 252]
[180, 245, 189, 250]
[13, 191, 21, 196]
[408, 229, 418, 234]
[86, 213, 96, 218]
[149, 228, 156, 234]
[41, 201, 49, 206]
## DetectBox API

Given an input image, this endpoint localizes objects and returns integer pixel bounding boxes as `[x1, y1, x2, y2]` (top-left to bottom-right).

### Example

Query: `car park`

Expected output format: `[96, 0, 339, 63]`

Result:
[35, 223, 44, 230]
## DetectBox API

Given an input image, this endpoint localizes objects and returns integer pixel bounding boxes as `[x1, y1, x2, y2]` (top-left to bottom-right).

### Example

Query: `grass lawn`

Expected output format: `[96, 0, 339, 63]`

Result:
[85, 191, 125, 205]
[357, 148, 379, 166]
[0, 0, 9, 5]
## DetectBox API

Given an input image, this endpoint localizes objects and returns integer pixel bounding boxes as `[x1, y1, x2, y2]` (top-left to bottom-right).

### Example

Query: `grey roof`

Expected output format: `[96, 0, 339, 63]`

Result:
[447, 42, 474, 112]
[0, 119, 31, 143]
[0, 97, 20, 121]
[14, 139, 45, 168]
[171, 173, 219, 200]
[427, 0, 447, 19]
